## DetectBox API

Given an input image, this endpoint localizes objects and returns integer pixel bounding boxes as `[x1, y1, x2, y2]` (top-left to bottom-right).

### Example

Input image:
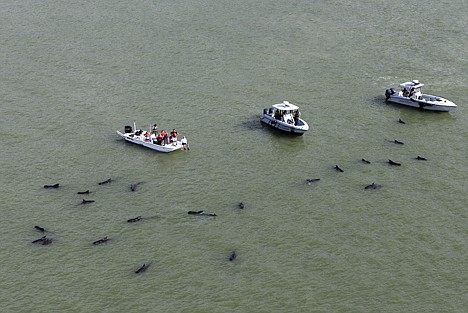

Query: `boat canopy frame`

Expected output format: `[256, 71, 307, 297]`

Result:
[399, 80, 424, 90]
[271, 101, 300, 113]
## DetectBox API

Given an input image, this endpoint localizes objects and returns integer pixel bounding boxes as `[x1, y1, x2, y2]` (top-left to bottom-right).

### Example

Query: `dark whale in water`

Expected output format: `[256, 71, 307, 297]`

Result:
[416, 156, 427, 161]
[135, 263, 150, 274]
[398, 118, 405, 124]
[98, 178, 112, 185]
[81, 199, 95, 204]
[334, 165, 344, 172]
[229, 250, 237, 261]
[306, 178, 320, 184]
[77, 190, 90, 195]
[365, 182, 383, 190]
[394, 139, 404, 145]
[127, 216, 142, 223]
[238, 202, 245, 209]
[44, 184, 59, 189]
[32, 236, 53, 245]
[93, 237, 110, 245]
[130, 182, 143, 192]
[388, 160, 401, 166]
[188, 210, 217, 217]
[361, 158, 371, 164]
[34, 225, 46, 232]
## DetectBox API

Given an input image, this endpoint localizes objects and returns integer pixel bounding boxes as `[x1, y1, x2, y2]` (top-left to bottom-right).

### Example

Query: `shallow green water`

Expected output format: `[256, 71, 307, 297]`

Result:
[0, 1, 466, 312]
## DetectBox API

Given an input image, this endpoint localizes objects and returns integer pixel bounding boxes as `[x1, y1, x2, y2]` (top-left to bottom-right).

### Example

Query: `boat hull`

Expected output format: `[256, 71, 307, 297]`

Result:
[260, 115, 309, 135]
[116, 131, 184, 153]
[386, 91, 457, 112]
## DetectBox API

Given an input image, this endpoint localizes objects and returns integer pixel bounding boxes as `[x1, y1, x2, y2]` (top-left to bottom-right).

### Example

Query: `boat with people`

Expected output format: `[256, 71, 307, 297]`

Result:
[385, 80, 457, 112]
[260, 100, 309, 135]
[116, 123, 189, 153]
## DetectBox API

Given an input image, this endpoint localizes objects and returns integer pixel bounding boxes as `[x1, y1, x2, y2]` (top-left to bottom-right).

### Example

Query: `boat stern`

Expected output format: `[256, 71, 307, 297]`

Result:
[385, 88, 397, 100]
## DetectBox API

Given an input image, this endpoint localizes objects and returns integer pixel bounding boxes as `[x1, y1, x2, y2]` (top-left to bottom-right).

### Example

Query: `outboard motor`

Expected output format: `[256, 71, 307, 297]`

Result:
[124, 125, 133, 133]
[268, 107, 274, 114]
[385, 88, 396, 100]
[263, 108, 268, 115]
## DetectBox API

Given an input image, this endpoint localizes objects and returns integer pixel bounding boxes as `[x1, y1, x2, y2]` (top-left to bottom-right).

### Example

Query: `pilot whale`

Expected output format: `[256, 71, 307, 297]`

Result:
[388, 160, 401, 166]
[98, 178, 112, 185]
[32, 236, 53, 245]
[130, 182, 143, 192]
[365, 182, 382, 190]
[306, 178, 320, 184]
[93, 237, 110, 245]
[135, 263, 151, 274]
[229, 250, 237, 261]
[34, 225, 46, 232]
[127, 216, 142, 223]
[44, 184, 59, 189]
[188, 210, 217, 217]
[334, 165, 344, 172]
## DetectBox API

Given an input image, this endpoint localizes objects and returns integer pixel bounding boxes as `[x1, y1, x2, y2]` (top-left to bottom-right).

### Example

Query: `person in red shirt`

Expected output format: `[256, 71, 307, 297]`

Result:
[161, 130, 168, 145]
[170, 129, 178, 145]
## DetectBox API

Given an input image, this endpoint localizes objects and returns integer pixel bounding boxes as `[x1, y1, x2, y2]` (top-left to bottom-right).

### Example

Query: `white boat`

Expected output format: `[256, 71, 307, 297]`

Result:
[260, 101, 309, 135]
[116, 123, 188, 153]
[385, 80, 457, 112]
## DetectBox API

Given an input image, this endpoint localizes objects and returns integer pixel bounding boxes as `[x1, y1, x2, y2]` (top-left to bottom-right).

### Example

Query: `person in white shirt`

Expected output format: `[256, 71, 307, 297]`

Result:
[181, 136, 189, 150]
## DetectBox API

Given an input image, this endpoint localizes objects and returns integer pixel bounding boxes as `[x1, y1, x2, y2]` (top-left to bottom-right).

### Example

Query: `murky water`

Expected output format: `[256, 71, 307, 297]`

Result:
[0, 0, 466, 312]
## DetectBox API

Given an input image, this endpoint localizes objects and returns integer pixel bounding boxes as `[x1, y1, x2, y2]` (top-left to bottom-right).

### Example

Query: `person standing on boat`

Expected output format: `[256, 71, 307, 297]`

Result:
[151, 123, 158, 134]
[181, 136, 190, 150]
[294, 110, 301, 126]
[274, 109, 281, 120]
[170, 129, 178, 145]
[156, 132, 163, 145]
[160, 130, 167, 145]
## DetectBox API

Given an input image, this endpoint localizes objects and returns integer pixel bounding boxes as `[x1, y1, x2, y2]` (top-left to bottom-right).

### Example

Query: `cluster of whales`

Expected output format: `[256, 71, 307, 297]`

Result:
[35, 179, 243, 273]
[36, 118, 426, 271]
[305, 118, 427, 189]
